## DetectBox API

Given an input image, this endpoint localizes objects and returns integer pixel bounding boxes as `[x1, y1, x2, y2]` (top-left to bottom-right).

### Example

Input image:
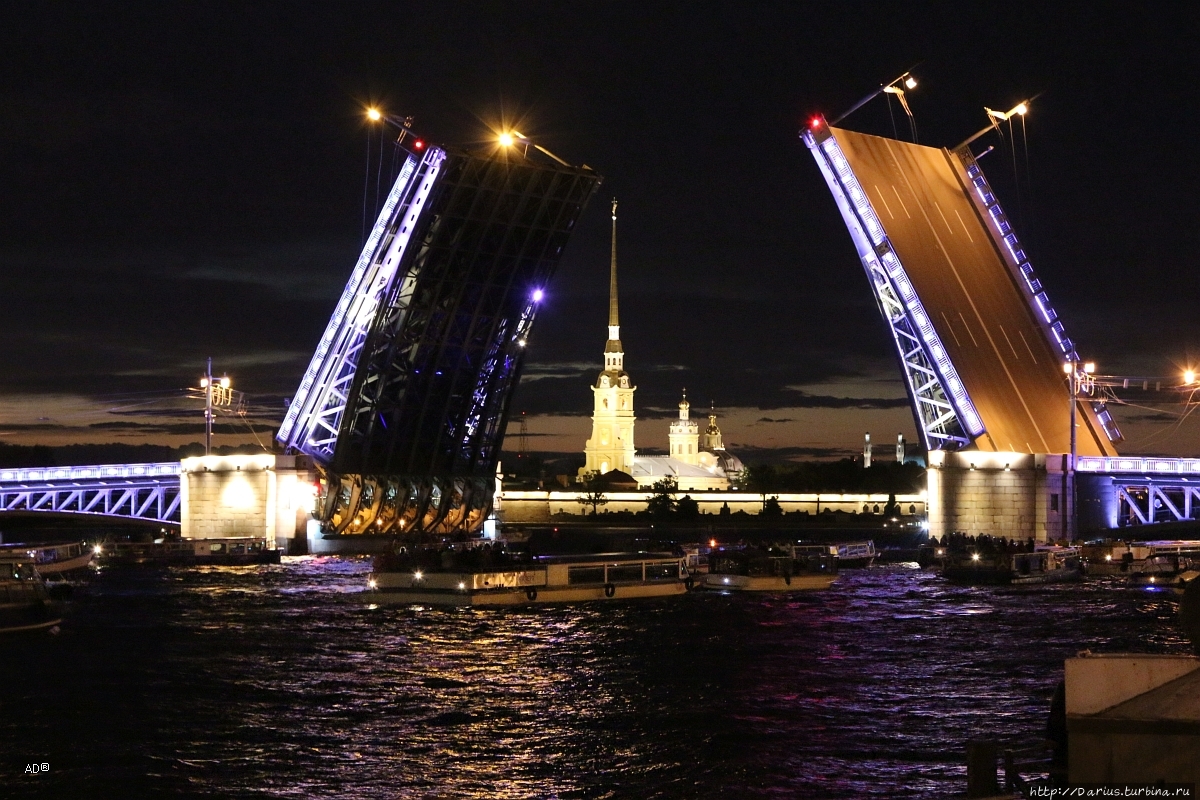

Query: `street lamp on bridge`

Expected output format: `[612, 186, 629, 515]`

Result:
[1064, 360, 1096, 539]
[198, 358, 234, 456]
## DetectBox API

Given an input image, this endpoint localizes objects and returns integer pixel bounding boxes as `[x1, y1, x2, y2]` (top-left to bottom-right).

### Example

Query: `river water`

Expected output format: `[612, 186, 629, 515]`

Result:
[3, 558, 1191, 798]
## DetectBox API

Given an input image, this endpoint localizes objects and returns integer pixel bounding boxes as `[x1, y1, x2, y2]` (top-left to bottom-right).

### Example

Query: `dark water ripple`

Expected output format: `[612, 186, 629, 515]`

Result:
[1, 558, 1189, 798]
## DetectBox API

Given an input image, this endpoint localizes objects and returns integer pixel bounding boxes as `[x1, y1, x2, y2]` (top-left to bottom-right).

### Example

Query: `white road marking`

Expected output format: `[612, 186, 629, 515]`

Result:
[1018, 330, 1039, 365]
[953, 209, 975, 242]
[934, 202, 954, 235]
[891, 185, 911, 218]
[958, 312, 979, 347]
[999, 324, 1021, 359]
[941, 312, 962, 346]
[874, 185, 895, 219]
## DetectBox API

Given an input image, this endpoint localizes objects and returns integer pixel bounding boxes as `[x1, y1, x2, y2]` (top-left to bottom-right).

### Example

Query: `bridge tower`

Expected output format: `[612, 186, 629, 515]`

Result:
[277, 133, 601, 543]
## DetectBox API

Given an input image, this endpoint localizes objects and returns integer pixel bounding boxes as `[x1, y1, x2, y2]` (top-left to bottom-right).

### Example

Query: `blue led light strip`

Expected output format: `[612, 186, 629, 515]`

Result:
[804, 125, 983, 450]
[0, 462, 181, 484]
[1077, 456, 1200, 475]
[277, 147, 447, 459]
[0, 462, 182, 524]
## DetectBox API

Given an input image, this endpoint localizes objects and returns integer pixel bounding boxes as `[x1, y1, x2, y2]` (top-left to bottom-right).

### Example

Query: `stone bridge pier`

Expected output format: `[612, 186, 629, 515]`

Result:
[927, 451, 1073, 543]
[180, 454, 317, 553]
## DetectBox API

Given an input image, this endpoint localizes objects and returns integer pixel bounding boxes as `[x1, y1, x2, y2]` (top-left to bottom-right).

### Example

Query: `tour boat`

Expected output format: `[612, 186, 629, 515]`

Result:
[700, 544, 839, 591]
[941, 545, 1083, 585]
[0, 541, 96, 579]
[834, 540, 877, 568]
[368, 549, 688, 606]
[98, 536, 281, 566]
[1080, 540, 1200, 578]
[0, 556, 62, 634]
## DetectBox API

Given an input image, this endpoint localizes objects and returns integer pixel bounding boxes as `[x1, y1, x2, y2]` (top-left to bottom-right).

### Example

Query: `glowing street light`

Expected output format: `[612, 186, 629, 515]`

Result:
[1185, 369, 1197, 385]
[498, 132, 515, 147]
[829, 69, 920, 136]
[198, 358, 234, 456]
[958, 99, 1034, 150]
[366, 107, 382, 122]
[1063, 359, 1097, 540]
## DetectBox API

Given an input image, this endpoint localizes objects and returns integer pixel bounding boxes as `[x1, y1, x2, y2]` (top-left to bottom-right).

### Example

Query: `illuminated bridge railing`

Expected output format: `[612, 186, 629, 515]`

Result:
[0, 462, 182, 524]
[1076, 456, 1200, 527]
[1076, 457, 1200, 476]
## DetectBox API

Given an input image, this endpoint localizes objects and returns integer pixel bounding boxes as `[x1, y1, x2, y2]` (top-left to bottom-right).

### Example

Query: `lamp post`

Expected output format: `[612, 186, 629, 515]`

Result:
[830, 71, 920, 134]
[1063, 360, 1095, 540]
[199, 358, 232, 456]
[956, 100, 1031, 150]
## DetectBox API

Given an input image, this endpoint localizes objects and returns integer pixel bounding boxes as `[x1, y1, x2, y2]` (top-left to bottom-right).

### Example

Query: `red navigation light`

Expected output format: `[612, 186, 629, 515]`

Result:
[810, 117, 823, 129]
[412, 139, 425, 150]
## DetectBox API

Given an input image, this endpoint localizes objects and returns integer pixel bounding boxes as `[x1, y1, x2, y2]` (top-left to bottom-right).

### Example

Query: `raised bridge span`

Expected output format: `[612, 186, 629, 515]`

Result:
[802, 118, 1190, 538]
[1, 132, 602, 545]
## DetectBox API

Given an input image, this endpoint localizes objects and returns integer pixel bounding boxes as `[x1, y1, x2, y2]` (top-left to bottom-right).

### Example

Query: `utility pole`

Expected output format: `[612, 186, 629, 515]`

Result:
[199, 358, 233, 456]
[1064, 360, 1095, 540]
[204, 358, 213, 456]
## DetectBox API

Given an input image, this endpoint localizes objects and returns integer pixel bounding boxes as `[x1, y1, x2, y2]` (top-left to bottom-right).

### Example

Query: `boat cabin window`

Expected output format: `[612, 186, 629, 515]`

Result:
[644, 561, 679, 581]
[567, 566, 605, 585]
[606, 564, 644, 583]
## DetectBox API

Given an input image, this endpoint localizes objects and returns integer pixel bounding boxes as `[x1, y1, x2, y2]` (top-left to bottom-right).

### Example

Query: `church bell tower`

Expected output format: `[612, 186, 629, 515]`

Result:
[669, 390, 700, 466]
[581, 199, 636, 477]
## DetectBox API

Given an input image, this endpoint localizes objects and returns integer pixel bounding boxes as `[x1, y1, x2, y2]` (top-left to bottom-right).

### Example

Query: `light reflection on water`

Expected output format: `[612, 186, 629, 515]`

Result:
[3, 558, 1190, 798]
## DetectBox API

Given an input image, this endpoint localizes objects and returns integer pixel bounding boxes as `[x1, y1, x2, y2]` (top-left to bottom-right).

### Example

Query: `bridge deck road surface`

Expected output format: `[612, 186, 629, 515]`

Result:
[831, 126, 1116, 457]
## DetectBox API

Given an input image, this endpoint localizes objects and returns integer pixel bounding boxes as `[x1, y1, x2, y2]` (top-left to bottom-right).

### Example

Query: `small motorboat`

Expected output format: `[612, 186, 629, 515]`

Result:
[700, 544, 839, 591]
[941, 545, 1083, 585]
[1081, 540, 1200, 579]
[833, 540, 877, 568]
[0, 556, 62, 634]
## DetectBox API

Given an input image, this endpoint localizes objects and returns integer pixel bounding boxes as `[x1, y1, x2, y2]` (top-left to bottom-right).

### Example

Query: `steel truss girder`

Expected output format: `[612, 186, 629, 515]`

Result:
[1116, 482, 1200, 527]
[280, 141, 599, 536]
[804, 125, 982, 451]
[332, 152, 599, 488]
[0, 475, 181, 524]
[277, 148, 447, 463]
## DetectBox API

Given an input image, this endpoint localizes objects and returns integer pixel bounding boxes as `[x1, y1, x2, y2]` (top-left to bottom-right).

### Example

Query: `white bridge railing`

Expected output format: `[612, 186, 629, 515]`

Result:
[0, 462, 182, 524]
[1076, 456, 1200, 475]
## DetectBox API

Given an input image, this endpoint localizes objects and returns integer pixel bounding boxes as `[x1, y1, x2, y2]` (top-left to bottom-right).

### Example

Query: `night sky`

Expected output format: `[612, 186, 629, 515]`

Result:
[3, 3, 1198, 462]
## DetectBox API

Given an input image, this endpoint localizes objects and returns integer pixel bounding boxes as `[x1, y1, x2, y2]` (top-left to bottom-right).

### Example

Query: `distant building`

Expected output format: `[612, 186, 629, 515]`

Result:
[581, 199, 637, 477]
[579, 201, 743, 491]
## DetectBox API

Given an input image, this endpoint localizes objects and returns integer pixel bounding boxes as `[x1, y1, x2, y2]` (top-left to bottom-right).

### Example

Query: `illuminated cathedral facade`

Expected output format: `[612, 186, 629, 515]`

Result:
[579, 200, 744, 491]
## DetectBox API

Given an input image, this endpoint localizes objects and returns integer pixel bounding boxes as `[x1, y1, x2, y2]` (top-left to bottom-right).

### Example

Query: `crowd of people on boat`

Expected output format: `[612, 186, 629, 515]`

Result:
[932, 531, 1040, 554]
[374, 542, 529, 573]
